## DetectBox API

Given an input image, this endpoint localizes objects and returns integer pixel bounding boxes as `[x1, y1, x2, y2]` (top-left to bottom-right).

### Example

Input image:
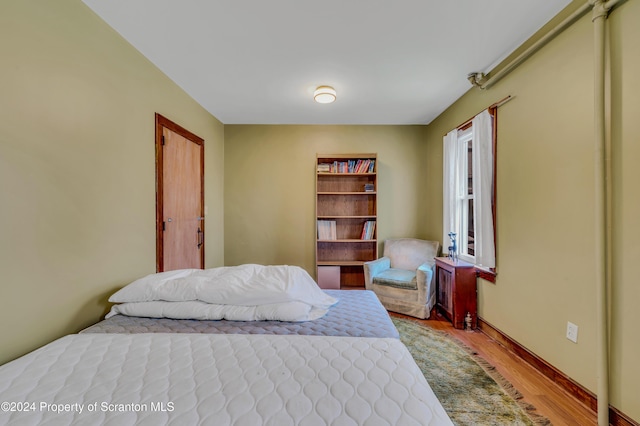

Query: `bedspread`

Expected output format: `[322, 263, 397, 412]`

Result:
[0, 333, 453, 425]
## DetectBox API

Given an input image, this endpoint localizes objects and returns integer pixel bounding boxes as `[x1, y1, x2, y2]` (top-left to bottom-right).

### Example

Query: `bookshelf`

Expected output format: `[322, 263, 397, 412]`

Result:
[315, 154, 378, 289]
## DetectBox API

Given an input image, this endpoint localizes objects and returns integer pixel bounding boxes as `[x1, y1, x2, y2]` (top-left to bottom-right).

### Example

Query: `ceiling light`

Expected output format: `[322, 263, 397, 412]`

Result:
[314, 86, 336, 104]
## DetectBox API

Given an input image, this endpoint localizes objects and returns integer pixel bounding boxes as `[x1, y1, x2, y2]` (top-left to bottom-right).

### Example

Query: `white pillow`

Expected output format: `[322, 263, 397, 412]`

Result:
[106, 300, 327, 322]
[109, 264, 337, 310]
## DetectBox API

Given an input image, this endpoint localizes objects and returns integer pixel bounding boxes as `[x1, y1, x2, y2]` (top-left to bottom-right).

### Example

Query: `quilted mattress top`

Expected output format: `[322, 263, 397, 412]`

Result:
[0, 333, 452, 425]
[81, 290, 399, 339]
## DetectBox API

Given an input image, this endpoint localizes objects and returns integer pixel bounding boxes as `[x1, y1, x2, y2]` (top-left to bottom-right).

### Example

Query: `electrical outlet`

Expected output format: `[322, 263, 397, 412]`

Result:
[566, 322, 578, 343]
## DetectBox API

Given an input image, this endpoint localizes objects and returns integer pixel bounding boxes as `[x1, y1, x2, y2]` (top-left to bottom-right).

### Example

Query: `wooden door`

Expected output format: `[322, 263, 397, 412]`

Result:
[155, 114, 204, 272]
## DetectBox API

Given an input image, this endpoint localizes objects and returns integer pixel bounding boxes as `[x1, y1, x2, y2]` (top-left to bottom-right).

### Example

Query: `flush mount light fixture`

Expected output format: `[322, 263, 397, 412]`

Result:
[314, 86, 336, 104]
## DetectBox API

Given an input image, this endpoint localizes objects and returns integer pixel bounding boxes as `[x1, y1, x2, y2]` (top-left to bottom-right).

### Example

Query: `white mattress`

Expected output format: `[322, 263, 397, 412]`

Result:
[0, 333, 453, 425]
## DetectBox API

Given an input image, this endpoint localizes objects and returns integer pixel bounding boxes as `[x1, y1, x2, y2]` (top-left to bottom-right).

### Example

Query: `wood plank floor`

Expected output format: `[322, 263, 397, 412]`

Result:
[390, 312, 597, 426]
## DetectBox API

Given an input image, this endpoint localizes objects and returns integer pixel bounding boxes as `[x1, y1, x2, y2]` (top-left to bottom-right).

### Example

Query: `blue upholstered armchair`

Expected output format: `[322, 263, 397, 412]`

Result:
[364, 238, 440, 319]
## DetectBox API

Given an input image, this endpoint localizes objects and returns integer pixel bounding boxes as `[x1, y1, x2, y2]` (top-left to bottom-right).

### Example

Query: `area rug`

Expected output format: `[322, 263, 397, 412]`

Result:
[392, 317, 550, 426]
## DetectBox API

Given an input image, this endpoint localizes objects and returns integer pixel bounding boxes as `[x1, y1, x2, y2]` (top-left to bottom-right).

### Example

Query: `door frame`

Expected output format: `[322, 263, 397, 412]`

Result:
[155, 113, 205, 272]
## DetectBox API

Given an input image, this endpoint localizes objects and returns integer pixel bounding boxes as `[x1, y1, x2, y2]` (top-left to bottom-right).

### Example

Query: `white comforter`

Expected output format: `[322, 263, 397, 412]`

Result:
[0, 333, 454, 426]
[107, 264, 338, 322]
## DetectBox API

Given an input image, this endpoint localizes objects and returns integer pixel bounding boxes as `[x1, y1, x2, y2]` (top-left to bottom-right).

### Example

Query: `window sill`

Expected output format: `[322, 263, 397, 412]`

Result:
[476, 266, 496, 283]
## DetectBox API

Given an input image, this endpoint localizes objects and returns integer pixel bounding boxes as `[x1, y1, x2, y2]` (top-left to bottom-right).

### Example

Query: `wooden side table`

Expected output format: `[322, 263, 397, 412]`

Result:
[435, 257, 477, 329]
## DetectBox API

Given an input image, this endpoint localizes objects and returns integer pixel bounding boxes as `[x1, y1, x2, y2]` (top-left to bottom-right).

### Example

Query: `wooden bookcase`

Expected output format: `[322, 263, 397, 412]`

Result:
[315, 154, 378, 289]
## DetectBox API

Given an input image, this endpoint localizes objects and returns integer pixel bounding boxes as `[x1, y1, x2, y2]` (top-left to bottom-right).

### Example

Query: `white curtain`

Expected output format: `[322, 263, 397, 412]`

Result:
[472, 110, 495, 268]
[442, 129, 459, 254]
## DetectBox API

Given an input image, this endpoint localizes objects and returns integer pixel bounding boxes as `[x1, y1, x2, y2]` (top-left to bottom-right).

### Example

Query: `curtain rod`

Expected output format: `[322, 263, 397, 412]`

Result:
[448, 95, 513, 134]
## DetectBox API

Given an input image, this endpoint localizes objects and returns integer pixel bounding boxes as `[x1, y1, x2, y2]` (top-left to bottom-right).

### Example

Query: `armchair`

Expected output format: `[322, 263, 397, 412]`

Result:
[364, 238, 440, 319]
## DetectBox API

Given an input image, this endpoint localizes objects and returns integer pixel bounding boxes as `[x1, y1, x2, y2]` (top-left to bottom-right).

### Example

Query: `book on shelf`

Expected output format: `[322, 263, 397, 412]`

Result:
[352, 159, 375, 173]
[317, 220, 337, 240]
[355, 159, 375, 173]
[318, 159, 375, 174]
[364, 183, 375, 192]
[360, 220, 376, 240]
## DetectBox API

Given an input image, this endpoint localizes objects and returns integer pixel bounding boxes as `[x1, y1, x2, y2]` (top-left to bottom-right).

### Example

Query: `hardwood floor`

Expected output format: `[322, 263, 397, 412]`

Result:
[390, 312, 598, 426]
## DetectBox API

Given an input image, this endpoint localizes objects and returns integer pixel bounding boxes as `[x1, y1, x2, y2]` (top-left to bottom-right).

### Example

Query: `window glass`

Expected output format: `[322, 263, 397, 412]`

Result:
[457, 129, 475, 261]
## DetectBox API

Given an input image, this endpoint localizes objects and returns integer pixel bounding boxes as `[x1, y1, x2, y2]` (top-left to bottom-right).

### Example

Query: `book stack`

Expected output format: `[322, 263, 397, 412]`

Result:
[317, 163, 332, 173]
[317, 220, 337, 240]
[360, 221, 376, 240]
[364, 183, 375, 192]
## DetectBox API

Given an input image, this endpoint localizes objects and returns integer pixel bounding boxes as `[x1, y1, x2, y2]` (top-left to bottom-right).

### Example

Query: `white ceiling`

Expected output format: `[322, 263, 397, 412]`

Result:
[82, 0, 571, 125]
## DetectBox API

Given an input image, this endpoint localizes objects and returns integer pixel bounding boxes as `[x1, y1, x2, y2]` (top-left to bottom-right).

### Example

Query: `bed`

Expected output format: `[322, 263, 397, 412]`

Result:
[0, 265, 454, 424]
[0, 333, 454, 425]
[81, 265, 399, 339]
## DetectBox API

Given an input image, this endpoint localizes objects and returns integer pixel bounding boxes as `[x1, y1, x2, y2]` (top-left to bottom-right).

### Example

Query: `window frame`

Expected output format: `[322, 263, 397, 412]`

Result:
[456, 126, 475, 263]
[453, 108, 497, 282]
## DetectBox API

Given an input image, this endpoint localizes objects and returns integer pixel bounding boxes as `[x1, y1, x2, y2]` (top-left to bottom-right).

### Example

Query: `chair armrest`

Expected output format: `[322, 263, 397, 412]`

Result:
[365, 257, 391, 276]
[416, 261, 435, 274]
[363, 257, 391, 290]
[419, 257, 436, 271]
[416, 262, 435, 301]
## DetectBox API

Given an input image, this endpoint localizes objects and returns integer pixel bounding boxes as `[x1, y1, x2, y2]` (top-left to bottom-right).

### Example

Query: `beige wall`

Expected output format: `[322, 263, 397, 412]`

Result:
[423, 1, 639, 420]
[0, 0, 224, 365]
[608, 0, 640, 417]
[224, 125, 429, 274]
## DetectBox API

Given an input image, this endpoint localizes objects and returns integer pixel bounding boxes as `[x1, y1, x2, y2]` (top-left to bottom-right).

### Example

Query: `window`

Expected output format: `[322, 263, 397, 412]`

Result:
[457, 126, 475, 260]
[443, 108, 496, 280]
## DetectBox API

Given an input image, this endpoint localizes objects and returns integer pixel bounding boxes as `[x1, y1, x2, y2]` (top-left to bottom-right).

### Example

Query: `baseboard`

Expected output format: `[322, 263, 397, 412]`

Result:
[610, 407, 640, 426]
[477, 317, 639, 426]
